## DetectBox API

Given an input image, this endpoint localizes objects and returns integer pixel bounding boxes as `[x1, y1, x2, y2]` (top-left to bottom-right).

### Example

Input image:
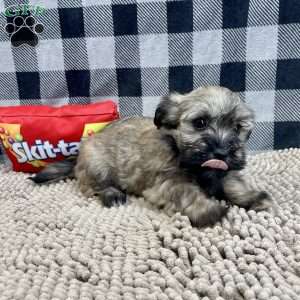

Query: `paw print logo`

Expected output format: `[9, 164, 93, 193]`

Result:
[5, 16, 44, 47]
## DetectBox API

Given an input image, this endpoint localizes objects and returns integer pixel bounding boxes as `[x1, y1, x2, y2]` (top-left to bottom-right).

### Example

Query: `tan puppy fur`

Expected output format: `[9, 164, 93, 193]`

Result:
[31, 86, 272, 227]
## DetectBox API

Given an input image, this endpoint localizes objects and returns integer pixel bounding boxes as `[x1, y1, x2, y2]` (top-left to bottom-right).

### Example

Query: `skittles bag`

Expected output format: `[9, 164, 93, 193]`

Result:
[0, 101, 119, 173]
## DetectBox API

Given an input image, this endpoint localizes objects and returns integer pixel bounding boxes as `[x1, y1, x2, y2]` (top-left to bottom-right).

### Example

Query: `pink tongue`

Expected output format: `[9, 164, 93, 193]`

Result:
[201, 159, 228, 171]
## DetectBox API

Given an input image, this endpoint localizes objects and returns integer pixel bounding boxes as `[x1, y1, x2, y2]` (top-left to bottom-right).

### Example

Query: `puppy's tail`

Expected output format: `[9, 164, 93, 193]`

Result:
[29, 156, 77, 184]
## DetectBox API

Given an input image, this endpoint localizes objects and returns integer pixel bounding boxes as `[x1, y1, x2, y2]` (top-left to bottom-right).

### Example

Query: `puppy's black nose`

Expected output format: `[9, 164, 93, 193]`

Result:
[213, 148, 228, 160]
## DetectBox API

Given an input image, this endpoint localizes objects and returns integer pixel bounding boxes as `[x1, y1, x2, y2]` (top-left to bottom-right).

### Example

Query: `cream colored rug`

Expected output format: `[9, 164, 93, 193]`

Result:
[0, 149, 300, 300]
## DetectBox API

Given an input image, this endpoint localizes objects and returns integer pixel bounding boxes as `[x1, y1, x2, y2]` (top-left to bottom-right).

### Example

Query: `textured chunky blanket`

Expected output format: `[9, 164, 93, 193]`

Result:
[0, 149, 300, 300]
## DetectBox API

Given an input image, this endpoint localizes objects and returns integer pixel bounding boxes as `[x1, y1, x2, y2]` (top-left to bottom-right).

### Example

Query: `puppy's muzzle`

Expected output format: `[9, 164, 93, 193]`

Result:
[197, 137, 236, 171]
[212, 147, 229, 160]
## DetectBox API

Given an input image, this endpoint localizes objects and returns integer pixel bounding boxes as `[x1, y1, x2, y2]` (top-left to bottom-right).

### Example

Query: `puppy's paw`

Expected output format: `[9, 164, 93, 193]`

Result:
[99, 187, 127, 208]
[189, 201, 229, 227]
[249, 191, 272, 212]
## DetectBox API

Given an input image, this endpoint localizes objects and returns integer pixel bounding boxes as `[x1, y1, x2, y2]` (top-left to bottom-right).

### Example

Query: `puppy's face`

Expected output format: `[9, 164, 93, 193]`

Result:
[154, 86, 254, 174]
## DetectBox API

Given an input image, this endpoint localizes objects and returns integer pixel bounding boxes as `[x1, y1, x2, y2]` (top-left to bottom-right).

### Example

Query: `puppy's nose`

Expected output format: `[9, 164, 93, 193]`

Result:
[213, 148, 228, 160]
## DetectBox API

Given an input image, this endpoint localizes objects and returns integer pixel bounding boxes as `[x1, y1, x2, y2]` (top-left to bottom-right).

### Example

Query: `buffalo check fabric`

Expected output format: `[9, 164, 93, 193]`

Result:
[0, 0, 299, 151]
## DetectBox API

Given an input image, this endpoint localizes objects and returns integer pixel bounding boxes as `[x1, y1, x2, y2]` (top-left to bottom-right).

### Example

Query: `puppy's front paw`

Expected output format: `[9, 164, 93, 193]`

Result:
[188, 201, 229, 227]
[249, 191, 272, 212]
[98, 187, 127, 208]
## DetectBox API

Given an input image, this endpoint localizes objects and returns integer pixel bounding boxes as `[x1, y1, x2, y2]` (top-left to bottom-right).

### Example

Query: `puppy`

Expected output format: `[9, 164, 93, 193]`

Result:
[31, 86, 271, 227]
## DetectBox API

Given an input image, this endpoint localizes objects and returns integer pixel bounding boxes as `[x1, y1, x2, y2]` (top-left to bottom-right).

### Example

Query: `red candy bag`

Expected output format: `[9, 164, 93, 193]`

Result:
[0, 101, 119, 173]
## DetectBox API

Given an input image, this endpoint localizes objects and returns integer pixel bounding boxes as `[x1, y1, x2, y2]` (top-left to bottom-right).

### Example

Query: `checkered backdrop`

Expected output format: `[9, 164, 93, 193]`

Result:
[0, 0, 299, 151]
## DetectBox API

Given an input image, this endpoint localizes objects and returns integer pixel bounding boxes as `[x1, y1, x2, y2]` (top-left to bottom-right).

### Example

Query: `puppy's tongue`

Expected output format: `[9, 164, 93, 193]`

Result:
[201, 159, 228, 171]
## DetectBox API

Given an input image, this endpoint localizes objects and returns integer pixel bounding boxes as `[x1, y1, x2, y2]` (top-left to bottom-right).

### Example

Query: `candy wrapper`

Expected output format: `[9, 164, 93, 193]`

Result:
[0, 101, 119, 173]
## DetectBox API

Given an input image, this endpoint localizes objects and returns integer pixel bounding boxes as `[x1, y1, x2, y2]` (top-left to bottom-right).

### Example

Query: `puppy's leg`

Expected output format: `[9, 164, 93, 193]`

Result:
[223, 173, 272, 211]
[143, 179, 228, 227]
[75, 163, 126, 207]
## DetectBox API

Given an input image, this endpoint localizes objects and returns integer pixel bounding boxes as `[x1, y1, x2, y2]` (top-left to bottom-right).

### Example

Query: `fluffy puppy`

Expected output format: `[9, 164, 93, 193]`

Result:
[31, 86, 271, 227]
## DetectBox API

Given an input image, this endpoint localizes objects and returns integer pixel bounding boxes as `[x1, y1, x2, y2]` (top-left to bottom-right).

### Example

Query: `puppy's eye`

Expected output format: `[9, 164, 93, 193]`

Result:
[234, 124, 242, 133]
[192, 118, 207, 130]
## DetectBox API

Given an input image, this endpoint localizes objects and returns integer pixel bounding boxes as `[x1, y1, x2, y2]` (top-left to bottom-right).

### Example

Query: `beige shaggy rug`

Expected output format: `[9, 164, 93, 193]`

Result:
[0, 149, 300, 300]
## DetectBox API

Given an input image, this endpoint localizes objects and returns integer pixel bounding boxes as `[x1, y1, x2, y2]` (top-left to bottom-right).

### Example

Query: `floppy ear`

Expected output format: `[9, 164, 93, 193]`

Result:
[237, 100, 255, 141]
[245, 129, 253, 141]
[240, 120, 254, 142]
[245, 109, 255, 141]
[154, 96, 180, 129]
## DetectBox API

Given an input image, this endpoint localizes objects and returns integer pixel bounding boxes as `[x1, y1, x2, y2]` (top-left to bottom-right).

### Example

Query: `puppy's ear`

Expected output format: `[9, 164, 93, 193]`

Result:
[240, 121, 254, 142]
[245, 129, 252, 141]
[154, 96, 180, 129]
[237, 101, 255, 141]
[244, 111, 255, 141]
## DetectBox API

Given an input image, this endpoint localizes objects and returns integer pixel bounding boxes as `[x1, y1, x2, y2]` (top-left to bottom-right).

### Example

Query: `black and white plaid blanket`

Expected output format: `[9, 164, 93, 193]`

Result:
[0, 0, 299, 151]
